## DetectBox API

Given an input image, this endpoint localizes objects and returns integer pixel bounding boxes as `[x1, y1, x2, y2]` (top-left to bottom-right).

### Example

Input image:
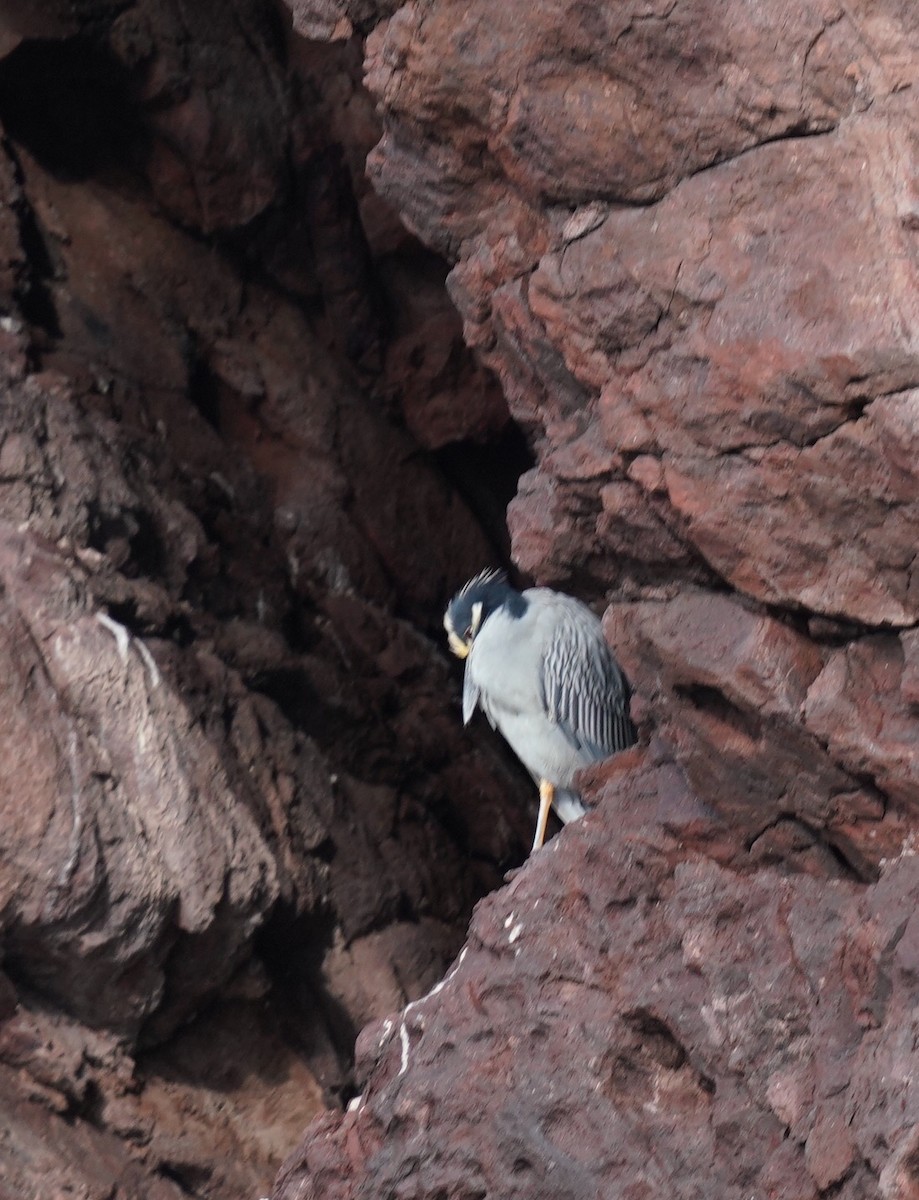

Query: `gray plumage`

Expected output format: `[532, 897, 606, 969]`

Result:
[445, 571, 635, 850]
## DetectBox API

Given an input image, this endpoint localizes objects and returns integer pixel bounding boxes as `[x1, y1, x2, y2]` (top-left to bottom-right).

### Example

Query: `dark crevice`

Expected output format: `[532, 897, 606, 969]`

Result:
[622, 1010, 688, 1069]
[220, 145, 386, 371]
[256, 906, 357, 1102]
[0, 37, 139, 176]
[806, 612, 896, 645]
[9, 186, 61, 339]
[102, 597, 196, 646]
[101, 599, 196, 647]
[186, 346, 223, 432]
[277, 594, 324, 655]
[434, 423, 536, 568]
[680, 119, 840, 190]
[247, 665, 347, 744]
[86, 503, 165, 580]
[820, 823, 883, 884]
[674, 683, 763, 742]
[156, 1162, 213, 1195]
[0, 35, 150, 181]
[64, 1079, 104, 1127]
[0, 134, 61, 343]
[748, 812, 876, 884]
[538, 120, 840, 210]
[125, 509, 167, 579]
[821, 833, 878, 884]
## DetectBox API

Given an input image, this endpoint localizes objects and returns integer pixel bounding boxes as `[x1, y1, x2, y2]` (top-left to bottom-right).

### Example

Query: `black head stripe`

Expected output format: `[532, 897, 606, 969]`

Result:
[446, 568, 524, 634]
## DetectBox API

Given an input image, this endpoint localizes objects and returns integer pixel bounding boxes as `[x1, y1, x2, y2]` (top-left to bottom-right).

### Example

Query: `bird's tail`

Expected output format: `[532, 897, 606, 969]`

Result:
[553, 788, 586, 824]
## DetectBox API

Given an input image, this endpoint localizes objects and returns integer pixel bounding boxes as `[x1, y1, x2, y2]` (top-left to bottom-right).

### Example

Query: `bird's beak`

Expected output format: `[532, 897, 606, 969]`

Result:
[447, 631, 470, 659]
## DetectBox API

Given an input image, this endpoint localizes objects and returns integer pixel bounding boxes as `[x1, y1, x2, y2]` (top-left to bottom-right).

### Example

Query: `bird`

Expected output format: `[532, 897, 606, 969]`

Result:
[444, 568, 636, 853]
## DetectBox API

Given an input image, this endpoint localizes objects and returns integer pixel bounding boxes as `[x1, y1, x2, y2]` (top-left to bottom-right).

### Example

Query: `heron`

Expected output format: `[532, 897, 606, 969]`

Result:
[444, 569, 635, 852]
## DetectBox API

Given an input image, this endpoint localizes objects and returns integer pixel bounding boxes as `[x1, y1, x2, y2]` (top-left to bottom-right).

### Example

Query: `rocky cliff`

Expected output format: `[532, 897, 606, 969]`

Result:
[0, 1, 916, 1198]
[274, 0, 919, 1197]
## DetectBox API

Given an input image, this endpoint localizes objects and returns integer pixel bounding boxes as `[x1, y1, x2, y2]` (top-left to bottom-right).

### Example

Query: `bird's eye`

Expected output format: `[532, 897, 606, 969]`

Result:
[464, 626, 473, 640]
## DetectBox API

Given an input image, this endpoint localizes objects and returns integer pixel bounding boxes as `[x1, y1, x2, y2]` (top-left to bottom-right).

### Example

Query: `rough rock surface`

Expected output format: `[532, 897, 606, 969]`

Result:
[0, 1, 531, 1197]
[0, 0, 916, 1196]
[272, 0, 919, 1197]
[276, 756, 919, 1200]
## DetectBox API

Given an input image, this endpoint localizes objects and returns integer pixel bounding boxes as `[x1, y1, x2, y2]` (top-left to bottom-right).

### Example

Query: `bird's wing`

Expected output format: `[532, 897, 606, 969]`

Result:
[463, 654, 501, 730]
[462, 662, 481, 725]
[540, 603, 634, 758]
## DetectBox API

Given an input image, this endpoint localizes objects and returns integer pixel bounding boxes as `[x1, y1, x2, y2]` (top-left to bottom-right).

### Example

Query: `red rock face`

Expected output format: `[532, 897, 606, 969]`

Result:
[276, 768, 919, 1200]
[0, 0, 916, 1195]
[360, 0, 918, 618]
[270, 0, 919, 1197]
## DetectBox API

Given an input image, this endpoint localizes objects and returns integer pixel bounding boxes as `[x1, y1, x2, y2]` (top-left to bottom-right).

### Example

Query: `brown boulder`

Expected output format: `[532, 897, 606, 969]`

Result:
[274, 763, 919, 1200]
[601, 592, 907, 872]
[805, 633, 919, 809]
[0, 517, 294, 1034]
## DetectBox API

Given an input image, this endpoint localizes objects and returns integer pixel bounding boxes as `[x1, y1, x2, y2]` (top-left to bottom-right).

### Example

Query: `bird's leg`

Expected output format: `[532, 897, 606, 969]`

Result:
[532, 779, 554, 853]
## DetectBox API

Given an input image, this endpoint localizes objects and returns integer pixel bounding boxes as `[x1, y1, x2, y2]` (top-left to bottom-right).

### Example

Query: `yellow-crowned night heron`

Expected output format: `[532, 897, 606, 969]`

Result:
[444, 569, 635, 852]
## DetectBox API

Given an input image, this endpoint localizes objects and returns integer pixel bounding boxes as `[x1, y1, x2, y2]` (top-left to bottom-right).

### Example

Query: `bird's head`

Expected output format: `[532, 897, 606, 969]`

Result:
[443, 568, 522, 659]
